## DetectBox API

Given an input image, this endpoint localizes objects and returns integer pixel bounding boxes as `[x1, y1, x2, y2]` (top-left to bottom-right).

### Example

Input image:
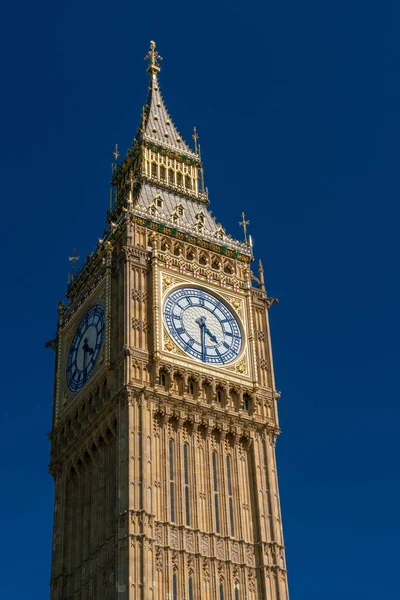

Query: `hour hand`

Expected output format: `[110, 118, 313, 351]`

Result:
[205, 328, 217, 343]
[82, 337, 94, 355]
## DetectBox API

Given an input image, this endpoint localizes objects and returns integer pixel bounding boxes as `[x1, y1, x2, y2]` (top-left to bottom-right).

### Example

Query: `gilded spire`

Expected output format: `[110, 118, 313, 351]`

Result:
[144, 40, 163, 75]
[138, 41, 195, 158]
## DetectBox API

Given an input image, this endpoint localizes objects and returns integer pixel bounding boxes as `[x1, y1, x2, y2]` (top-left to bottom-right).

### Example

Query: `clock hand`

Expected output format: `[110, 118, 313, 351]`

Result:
[204, 327, 217, 343]
[196, 316, 207, 362]
[82, 337, 94, 356]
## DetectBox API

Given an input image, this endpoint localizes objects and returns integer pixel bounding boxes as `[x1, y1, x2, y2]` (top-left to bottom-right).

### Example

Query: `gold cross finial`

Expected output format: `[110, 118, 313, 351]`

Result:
[192, 126, 199, 153]
[239, 212, 250, 242]
[113, 144, 120, 161]
[68, 248, 80, 278]
[144, 40, 163, 74]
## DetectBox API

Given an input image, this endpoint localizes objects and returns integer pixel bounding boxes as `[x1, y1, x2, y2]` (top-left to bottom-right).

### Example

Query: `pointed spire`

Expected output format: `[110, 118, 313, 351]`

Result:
[137, 41, 196, 158]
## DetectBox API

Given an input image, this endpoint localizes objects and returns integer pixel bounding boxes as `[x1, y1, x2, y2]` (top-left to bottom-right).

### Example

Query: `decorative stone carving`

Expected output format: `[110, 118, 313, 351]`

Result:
[155, 524, 163, 544]
[216, 538, 224, 559]
[170, 527, 178, 548]
[155, 548, 163, 571]
[202, 558, 210, 582]
[246, 544, 255, 566]
[231, 543, 239, 563]
[201, 535, 209, 556]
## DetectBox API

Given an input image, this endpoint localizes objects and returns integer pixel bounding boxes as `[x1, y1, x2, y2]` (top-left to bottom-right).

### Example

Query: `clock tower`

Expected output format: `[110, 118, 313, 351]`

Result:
[49, 42, 290, 600]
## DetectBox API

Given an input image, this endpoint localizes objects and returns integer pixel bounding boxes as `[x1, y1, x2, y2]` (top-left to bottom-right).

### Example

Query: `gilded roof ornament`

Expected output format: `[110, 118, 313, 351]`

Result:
[239, 212, 250, 242]
[145, 40, 163, 74]
[192, 126, 199, 153]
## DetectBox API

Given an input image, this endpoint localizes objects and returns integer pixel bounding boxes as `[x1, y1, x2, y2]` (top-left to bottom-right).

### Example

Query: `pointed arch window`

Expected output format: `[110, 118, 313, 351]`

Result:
[234, 587, 239, 600]
[226, 455, 235, 537]
[219, 580, 224, 600]
[151, 162, 157, 178]
[169, 169, 175, 184]
[212, 451, 220, 533]
[173, 573, 177, 600]
[188, 576, 194, 600]
[169, 440, 175, 523]
[184, 443, 190, 525]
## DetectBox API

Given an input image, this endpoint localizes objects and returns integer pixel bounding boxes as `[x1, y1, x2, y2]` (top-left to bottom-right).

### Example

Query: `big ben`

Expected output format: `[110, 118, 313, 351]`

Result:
[49, 41, 290, 600]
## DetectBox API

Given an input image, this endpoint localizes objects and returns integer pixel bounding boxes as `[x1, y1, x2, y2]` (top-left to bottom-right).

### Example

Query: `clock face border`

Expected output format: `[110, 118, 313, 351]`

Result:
[163, 285, 244, 366]
[66, 304, 105, 394]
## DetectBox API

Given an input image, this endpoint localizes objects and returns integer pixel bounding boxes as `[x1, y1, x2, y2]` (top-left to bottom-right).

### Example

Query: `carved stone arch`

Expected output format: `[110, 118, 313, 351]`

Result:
[183, 418, 194, 438]
[223, 258, 234, 274]
[211, 256, 221, 270]
[173, 242, 183, 256]
[186, 246, 195, 261]
[168, 414, 179, 435]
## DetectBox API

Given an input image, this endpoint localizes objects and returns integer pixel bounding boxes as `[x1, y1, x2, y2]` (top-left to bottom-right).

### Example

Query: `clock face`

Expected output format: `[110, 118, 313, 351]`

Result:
[66, 305, 105, 393]
[163, 287, 242, 365]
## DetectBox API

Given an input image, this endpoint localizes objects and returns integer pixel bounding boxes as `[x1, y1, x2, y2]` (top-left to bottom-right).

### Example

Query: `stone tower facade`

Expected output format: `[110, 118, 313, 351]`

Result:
[49, 42, 289, 600]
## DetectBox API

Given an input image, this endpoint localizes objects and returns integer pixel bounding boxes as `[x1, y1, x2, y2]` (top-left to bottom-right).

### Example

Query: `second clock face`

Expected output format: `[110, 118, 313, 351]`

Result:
[66, 305, 105, 393]
[163, 287, 242, 365]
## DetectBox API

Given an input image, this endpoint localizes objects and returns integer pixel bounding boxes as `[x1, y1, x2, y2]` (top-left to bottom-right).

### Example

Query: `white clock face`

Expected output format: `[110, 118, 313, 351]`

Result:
[163, 287, 242, 365]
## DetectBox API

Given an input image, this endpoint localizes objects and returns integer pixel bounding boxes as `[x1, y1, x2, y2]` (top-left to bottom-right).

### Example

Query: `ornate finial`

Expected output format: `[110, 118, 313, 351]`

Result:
[144, 40, 163, 74]
[68, 248, 80, 279]
[192, 126, 199, 153]
[239, 212, 250, 242]
[113, 144, 120, 161]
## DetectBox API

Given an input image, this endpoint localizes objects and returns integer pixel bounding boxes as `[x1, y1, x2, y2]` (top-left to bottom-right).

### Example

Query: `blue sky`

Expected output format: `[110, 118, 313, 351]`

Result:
[1, 1, 399, 598]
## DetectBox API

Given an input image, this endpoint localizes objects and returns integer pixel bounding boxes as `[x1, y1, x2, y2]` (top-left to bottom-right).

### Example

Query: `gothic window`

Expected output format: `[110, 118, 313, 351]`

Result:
[160, 165, 166, 180]
[219, 580, 224, 600]
[151, 162, 157, 178]
[186, 248, 194, 261]
[184, 443, 190, 525]
[242, 393, 251, 411]
[212, 258, 220, 270]
[234, 587, 239, 600]
[199, 253, 208, 265]
[169, 440, 175, 522]
[188, 378, 195, 396]
[160, 371, 167, 388]
[177, 203, 184, 216]
[226, 455, 235, 537]
[155, 195, 163, 208]
[185, 175, 192, 189]
[169, 169, 175, 184]
[212, 451, 220, 533]
[177, 172, 183, 186]
[215, 387, 223, 404]
[188, 576, 194, 600]
[173, 572, 177, 600]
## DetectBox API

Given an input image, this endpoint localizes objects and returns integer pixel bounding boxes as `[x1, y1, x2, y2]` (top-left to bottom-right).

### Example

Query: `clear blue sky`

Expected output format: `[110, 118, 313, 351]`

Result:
[1, 1, 399, 598]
